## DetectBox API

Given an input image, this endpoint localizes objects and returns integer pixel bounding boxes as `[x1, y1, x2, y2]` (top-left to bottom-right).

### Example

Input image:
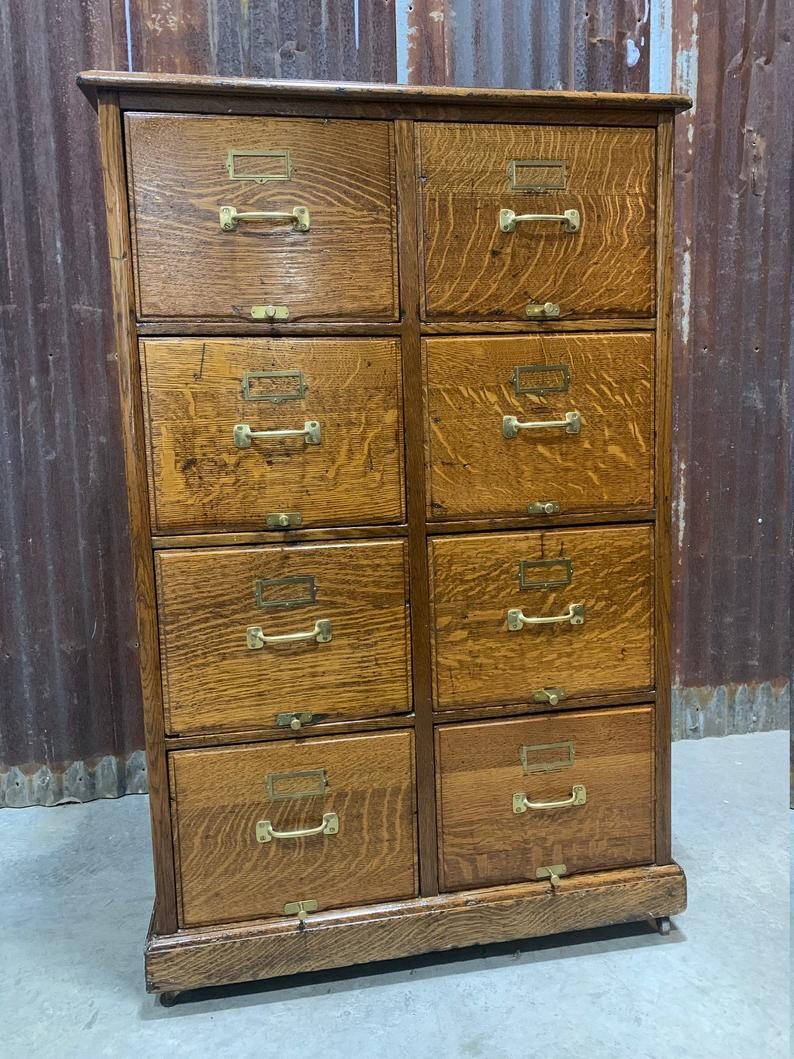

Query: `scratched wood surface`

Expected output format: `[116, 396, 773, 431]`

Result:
[418, 122, 656, 319]
[429, 525, 655, 710]
[170, 730, 417, 927]
[125, 114, 398, 320]
[436, 706, 654, 890]
[145, 863, 687, 991]
[423, 332, 654, 520]
[140, 337, 405, 532]
[156, 540, 412, 734]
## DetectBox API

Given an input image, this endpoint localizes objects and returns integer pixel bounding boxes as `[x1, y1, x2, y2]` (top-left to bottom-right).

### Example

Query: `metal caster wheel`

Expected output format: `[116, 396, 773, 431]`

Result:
[656, 916, 672, 936]
[158, 991, 180, 1007]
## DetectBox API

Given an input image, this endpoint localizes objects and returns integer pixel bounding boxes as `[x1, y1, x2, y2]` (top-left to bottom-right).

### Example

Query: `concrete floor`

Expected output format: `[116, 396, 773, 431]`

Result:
[2, 731, 789, 1058]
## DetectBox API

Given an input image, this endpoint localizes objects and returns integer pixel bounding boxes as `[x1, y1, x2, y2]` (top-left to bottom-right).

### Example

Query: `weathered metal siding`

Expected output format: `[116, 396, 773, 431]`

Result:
[0, 0, 145, 806]
[1, 2, 788, 805]
[667, 0, 791, 736]
[402, 0, 650, 90]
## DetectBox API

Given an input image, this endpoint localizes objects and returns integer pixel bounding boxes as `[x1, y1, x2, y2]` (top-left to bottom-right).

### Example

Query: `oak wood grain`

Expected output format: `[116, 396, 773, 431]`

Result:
[654, 114, 675, 864]
[156, 540, 412, 734]
[140, 337, 405, 532]
[436, 706, 654, 891]
[78, 71, 692, 111]
[395, 119, 441, 896]
[424, 332, 654, 520]
[144, 863, 687, 992]
[96, 92, 178, 935]
[170, 730, 417, 927]
[125, 114, 398, 321]
[418, 122, 656, 320]
[428, 525, 655, 710]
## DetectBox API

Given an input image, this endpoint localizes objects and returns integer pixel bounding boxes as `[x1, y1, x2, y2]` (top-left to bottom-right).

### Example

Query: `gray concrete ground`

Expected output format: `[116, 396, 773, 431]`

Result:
[2, 731, 789, 1058]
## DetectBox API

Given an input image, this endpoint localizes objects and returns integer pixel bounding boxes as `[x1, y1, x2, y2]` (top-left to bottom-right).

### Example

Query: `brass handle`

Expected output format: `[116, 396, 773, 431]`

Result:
[513, 786, 587, 813]
[247, 620, 332, 648]
[499, 208, 580, 233]
[503, 412, 581, 438]
[256, 812, 339, 843]
[219, 205, 310, 232]
[507, 604, 585, 630]
[234, 421, 321, 448]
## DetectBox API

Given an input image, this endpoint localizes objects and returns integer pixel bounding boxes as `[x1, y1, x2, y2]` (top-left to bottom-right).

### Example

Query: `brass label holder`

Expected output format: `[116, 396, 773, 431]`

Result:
[226, 148, 293, 184]
[511, 363, 570, 397]
[519, 740, 575, 774]
[266, 768, 328, 801]
[508, 159, 567, 192]
[241, 370, 306, 403]
[518, 558, 573, 591]
[256, 575, 317, 610]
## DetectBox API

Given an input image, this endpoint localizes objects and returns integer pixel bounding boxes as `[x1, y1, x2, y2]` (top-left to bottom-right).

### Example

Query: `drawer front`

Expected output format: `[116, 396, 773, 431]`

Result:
[436, 707, 654, 891]
[171, 730, 417, 927]
[429, 525, 654, 710]
[126, 115, 398, 320]
[418, 122, 655, 320]
[157, 540, 412, 735]
[141, 337, 405, 532]
[424, 332, 653, 520]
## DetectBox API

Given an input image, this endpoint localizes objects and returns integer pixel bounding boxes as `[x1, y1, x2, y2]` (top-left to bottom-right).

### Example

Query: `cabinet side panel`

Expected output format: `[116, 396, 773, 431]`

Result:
[97, 91, 178, 932]
[654, 112, 675, 864]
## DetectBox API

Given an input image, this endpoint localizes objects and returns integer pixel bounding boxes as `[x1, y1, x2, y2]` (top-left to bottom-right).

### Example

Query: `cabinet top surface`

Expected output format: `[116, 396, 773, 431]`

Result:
[77, 70, 691, 112]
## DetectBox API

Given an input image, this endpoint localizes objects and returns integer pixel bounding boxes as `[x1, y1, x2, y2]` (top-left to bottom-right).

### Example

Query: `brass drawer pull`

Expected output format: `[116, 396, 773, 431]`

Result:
[503, 411, 581, 438]
[507, 604, 584, 630]
[234, 421, 321, 448]
[256, 812, 339, 843]
[499, 208, 580, 233]
[247, 619, 332, 648]
[513, 785, 586, 813]
[219, 205, 310, 232]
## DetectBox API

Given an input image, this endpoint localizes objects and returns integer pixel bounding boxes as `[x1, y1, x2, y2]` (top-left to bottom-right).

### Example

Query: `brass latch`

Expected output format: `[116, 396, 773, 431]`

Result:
[266, 512, 302, 528]
[284, 899, 318, 922]
[525, 301, 561, 319]
[533, 687, 566, 706]
[251, 304, 290, 320]
[527, 501, 560, 515]
[276, 711, 315, 730]
[536, 864, 568, 889]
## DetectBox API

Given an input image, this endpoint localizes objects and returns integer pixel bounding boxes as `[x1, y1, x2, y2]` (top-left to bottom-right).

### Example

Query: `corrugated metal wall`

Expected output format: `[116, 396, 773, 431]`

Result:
[1, 1, 789, 804]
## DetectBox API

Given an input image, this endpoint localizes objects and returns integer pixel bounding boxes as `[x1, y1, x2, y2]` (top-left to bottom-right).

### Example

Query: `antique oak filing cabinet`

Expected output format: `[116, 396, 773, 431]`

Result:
[78, 71, 691, 999]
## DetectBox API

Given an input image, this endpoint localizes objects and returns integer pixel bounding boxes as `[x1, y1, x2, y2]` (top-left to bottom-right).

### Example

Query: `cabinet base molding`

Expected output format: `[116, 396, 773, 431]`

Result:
[145, 862, 686, 995]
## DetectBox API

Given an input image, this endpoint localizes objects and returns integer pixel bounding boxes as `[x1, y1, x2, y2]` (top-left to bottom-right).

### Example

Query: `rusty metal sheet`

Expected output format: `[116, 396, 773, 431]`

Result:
[126, 0, 397, 81]
[402, 0, 650, 90]
[0, 0, 142, 804]
[670, 0, 792, 694]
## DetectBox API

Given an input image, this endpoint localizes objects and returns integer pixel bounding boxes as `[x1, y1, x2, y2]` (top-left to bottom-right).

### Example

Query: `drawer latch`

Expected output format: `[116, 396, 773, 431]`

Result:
[276, 711, 315, 730]
[527, 501, 560, 515]
[532, 687, 566, 706]
[536, 864, 568, 889]
[283, 899, 319, 923]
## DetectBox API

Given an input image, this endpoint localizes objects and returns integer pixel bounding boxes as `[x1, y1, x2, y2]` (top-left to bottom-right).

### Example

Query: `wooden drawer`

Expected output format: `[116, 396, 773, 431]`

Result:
[424, 332, 653, 520]
[171, 730, 417, 927]
[156, 540, 412, 735]
[140, 337, 405, 533]
[429, 525, 654, 710]
[418, 122, 655, 320]
[125, 115, 398, 320]
[436, 707, 654, 891]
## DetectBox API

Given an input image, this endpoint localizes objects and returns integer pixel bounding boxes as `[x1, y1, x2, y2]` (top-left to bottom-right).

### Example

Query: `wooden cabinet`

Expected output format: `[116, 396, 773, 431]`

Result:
[82, 70, 689, 999]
